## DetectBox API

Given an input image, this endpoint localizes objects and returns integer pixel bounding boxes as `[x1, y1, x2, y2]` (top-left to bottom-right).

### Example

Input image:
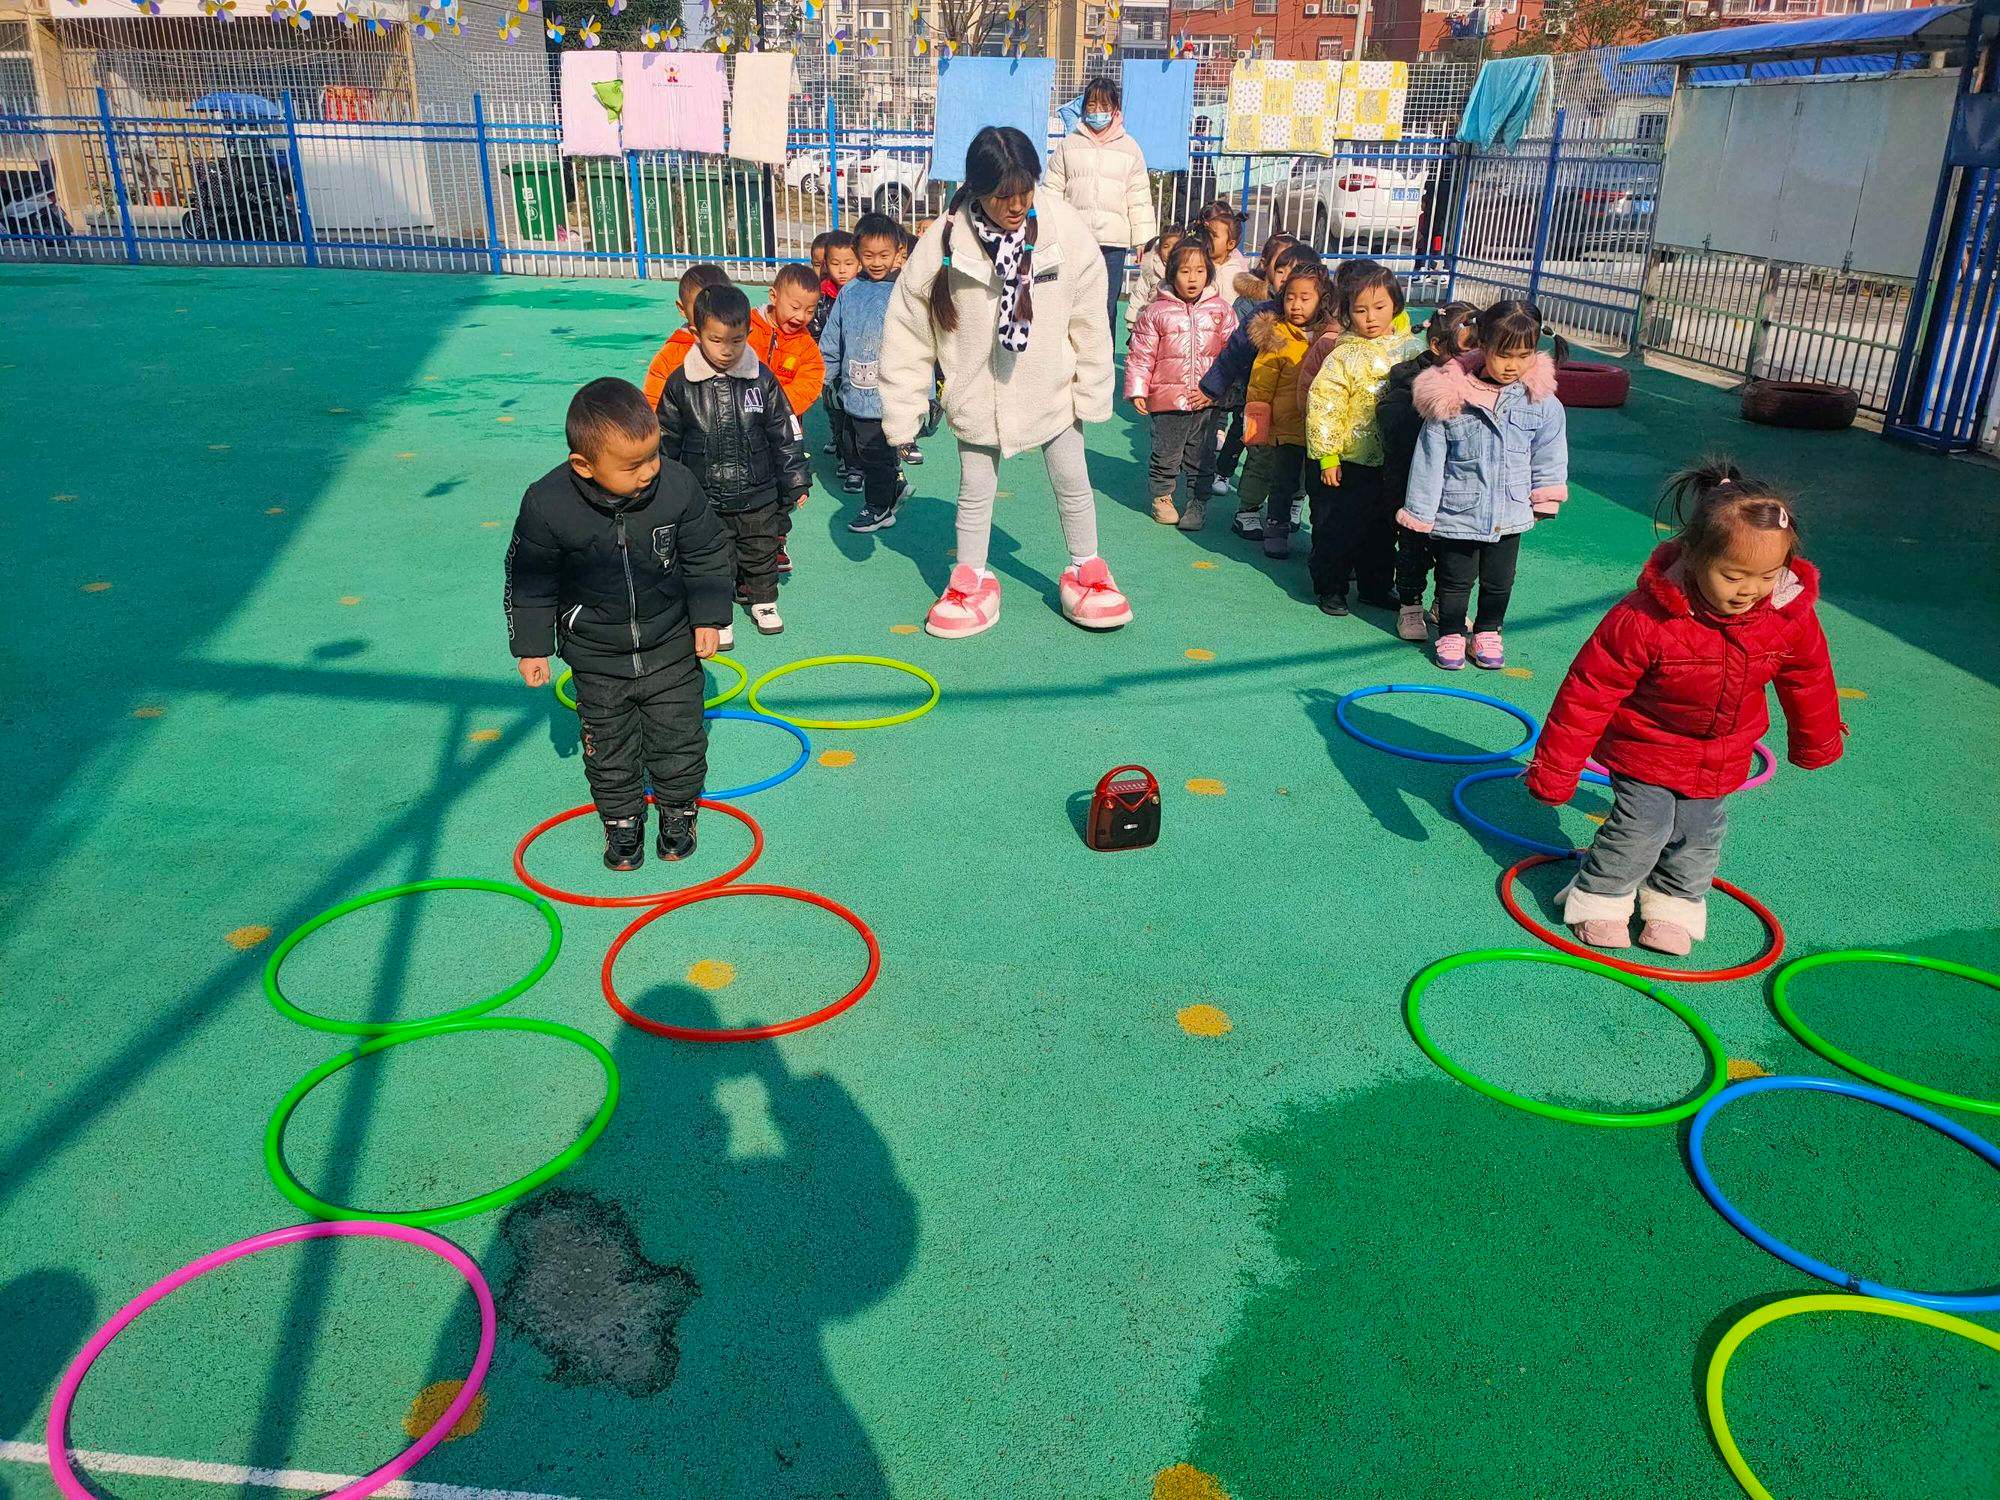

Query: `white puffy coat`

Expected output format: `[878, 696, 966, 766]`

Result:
[878, 193, 1113, 458]
[1044, 122, 1158, 251]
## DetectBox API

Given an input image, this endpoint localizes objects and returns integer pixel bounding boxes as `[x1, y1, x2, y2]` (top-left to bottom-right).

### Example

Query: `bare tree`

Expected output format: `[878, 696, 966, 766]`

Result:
[932, 0, 1046, 55]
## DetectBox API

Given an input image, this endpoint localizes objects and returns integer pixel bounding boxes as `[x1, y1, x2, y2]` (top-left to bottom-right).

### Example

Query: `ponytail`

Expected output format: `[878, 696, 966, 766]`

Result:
[929, 186, 971, 334]
[1656, 458, 1802, 568]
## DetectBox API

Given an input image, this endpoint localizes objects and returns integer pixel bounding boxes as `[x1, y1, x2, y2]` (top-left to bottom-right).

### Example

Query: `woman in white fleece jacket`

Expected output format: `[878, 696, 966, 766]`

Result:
[879, 125, 1132, 640]
[1045, 75, 1159, 333]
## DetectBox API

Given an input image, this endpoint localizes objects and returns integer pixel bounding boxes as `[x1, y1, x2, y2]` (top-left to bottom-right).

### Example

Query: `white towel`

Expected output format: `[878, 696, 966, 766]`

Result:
[728, 53, 793, 165]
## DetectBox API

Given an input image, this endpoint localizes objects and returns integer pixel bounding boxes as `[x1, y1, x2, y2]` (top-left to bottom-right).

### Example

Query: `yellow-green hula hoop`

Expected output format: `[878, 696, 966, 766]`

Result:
[746, 655, 940, 731]
[555, 654, 748, 713]
[1705, 1293, 2000, 1500]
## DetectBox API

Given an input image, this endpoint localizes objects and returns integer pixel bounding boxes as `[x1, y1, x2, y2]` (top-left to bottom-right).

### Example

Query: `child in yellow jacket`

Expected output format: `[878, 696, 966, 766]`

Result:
[1305, 264, 1423, 615]
[1242, 264, 1336, 561]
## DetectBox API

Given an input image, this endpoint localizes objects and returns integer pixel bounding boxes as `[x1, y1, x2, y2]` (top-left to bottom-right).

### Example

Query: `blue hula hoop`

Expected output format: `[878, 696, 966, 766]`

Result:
[702, 709, 811, 800]
[1688, 1075, 2000, 1313]
[1453, 766, 1614, 856]
[1335, 684, 1540, 766]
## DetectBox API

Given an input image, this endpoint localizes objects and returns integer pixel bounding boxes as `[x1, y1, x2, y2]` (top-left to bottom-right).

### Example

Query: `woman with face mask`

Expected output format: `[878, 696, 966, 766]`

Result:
[1044, 76, 1159, 337]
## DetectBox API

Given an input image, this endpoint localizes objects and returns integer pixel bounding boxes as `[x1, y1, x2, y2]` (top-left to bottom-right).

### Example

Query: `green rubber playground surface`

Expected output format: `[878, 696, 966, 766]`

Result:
[3, 265, 1998, 1500]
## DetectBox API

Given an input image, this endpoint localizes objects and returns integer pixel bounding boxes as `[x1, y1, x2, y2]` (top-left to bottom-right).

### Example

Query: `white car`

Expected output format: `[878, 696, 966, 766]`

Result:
[783, 149, 931, 217]
[1264, 157, 1429, 247]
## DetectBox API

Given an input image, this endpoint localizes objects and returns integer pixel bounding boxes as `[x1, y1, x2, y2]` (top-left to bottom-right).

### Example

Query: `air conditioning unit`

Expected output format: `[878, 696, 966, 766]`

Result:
[1304, 2, 1320, 13]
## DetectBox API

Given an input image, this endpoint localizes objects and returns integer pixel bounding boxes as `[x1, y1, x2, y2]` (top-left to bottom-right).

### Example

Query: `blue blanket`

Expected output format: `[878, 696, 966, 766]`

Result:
[1457, 57, 1549, 148]
[1057, 59, 1200, 172]
[933, 57, 1057, 182]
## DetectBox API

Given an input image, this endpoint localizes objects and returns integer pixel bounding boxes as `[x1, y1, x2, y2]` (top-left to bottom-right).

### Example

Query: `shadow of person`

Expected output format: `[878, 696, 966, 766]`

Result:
[0, 1270, 97, 1500]
[421, 984, 917, 1499]
[1298, 686, 1443, 844]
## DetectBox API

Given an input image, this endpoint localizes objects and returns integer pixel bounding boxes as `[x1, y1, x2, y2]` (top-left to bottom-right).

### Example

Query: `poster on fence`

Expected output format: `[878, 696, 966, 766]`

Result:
[1335, 60, 1408, 142]
[1222, 61, 1343, 156]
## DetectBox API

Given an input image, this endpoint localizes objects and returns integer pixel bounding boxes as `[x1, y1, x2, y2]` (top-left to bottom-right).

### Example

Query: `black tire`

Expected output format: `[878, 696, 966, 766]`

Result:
[1313, 205, 1328, 244]
[1554, 360, 1631, 409]
[876, 185, 912, 219]
[1740, 379, 1858, 431]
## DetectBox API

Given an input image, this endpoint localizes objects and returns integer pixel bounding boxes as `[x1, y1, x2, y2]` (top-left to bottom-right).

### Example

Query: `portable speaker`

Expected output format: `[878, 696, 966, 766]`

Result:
[1085, 765, 1161, 852]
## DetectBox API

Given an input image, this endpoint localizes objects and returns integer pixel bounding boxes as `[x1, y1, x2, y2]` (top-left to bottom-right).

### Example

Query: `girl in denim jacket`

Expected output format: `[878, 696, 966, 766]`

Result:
[1400, 301, 1569, 671]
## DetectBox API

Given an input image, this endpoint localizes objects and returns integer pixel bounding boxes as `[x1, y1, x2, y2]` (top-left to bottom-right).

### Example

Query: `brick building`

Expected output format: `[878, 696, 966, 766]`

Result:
[1169, 0, 1368, 63]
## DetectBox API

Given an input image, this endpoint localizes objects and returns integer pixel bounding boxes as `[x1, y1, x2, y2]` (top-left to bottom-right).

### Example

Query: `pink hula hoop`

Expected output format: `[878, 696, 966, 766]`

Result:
[46, 1221, 496, 1500]
[1586, 740, 1776, 792]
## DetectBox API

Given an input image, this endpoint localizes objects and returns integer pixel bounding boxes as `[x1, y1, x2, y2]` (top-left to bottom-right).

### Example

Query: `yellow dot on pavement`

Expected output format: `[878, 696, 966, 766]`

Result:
[497, 415, 515, 423]
[81, 581, 112, 593]
[209, 443, 231, 452]
[339, 596, 363, 606]
[327, 406, 350, 415]
[1176, 1004, 1233, 1037]
[423, 374, 440, 381]
[397, 451, 417, 460]
[1502, 666, 1533, 679]
[889, 623, 920, 635]
[1727, 1058, 1773, 1082]
[52, 492, 77, 503]
[403, 1381, 486, 1442]
[1585, 811, 1607, 824]
[225, 925, 273, 951]
[132, 705, 165, 718]
[687, 959, 735, 990]
[1186, 778, 1226, 796]
[1838, 687, 1867, 700]
[1185, 648, 1216, 662]
[468, 728, 503, 743]
[480, 520, 503, 528]
[819, 749, 856, 767]
[1153, 1464, 1231, 1500]
[266, 507, 285, 515]
[1192, 560, 1218, 570]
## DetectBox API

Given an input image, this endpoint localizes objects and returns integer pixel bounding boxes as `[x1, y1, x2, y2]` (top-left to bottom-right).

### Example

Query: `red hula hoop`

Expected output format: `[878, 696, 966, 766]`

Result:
[1498, 852, 1785, 984]
[514, 796, 762, 909]
[602, 883, 881, 1042]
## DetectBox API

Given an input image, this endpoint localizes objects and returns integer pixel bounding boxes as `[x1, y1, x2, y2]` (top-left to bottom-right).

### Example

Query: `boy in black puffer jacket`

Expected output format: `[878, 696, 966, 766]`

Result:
[659, 284, 811, 640]
[1377, 300, 1477, 643]
[507, 378, 735, 871]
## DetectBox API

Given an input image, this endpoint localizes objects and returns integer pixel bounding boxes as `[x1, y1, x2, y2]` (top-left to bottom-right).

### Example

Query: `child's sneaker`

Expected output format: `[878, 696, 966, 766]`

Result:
[750, 602, 783, 635]
[1571, 919, 1630, 950]
[1211, 474, 1233, 496]
[822, 439, 838, 455]
[1317, 594, 1349, 617]
[656, 802, 697, 861]
[1150, 495, 1180, 526]
[716, 624, 735, 652]
[848, 505, 897, 533]
[925, 564, 1001, 639]
[899, 443, 923, 466]
[842, 470, 864, 494]
[1637, 920, 1693, 956]
[1177, 498, 1207, 532]
[1262, 530, 1290, 560]
[1397, 604, 1429, 641]
[1059, 558, 1133, 630]
[895, 472, 914, 504]
[1472, 630, 1505, 669]
[1435, 634, 1467, 671]
[776, 548, 793, 575]
[602, 815, 645, 872]
[1289, 495, 1305, 530]
[1230, 508, 1264, 540]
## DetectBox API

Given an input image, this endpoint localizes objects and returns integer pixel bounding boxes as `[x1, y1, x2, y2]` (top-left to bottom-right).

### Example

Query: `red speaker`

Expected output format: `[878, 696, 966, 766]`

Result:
[1085, 765, 1161, 852]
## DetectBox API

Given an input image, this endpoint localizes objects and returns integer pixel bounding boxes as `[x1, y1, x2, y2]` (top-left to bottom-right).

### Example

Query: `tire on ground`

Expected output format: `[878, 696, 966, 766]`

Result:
[1554, 360, 1631, 409]
[1740, 379, 1859, 431]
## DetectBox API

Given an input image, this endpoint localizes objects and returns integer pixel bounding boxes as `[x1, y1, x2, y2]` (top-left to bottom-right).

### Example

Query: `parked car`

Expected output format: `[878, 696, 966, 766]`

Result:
[1262, 156, 1431, 248]
[782, 148, 931, 217]
[1456, 153, 1658, 259]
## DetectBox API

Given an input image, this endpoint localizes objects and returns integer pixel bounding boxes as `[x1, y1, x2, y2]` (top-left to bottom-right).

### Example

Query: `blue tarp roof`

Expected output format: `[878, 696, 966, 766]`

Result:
[1623, 5, 1970, 66]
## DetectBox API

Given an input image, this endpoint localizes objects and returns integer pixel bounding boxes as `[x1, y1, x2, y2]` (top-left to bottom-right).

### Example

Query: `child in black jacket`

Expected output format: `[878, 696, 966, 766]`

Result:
[506, 378, 735, 871]
[659, 284, 812, 641]
[1378, 301, 1477, 642]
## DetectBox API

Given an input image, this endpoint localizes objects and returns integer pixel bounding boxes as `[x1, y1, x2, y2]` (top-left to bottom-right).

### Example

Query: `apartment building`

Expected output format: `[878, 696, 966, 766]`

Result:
[1167, 0, 1368, 63]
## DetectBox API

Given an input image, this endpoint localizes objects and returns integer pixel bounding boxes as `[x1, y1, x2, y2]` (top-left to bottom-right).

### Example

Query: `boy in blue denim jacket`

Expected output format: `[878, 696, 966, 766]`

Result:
[819, 212, 911, 533]
[1399, 302, 1569, 672]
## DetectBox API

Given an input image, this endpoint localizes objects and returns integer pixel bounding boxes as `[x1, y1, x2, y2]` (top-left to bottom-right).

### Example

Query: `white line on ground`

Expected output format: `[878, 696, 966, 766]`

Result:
[0, 1441, 589, 1500]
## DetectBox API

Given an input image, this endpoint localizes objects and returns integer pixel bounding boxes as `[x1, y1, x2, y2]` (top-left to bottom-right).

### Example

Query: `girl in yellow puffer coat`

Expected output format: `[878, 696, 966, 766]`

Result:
[1242, 263, 1337, 560]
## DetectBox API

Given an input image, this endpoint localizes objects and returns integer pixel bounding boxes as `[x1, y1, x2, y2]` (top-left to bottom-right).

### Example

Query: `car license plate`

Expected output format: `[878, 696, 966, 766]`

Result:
[1391, 187, 1421, 202]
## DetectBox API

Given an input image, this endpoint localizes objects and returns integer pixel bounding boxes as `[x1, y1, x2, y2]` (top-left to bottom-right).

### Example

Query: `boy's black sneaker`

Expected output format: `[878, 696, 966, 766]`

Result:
[899, 443, 924, 466]
[656, 803, 697, 861]
[842, 470, 864, 494]
[822, 440, 838, 455]
[848, 505, 898, 533]
[602, 816, 645, 871]
[1317, 594, 1350, 617]
[895, 472, 913, 503]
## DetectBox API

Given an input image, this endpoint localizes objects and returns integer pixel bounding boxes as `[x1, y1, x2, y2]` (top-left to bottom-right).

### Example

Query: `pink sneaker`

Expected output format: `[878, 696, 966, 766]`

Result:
[1571, 919, 1630, 950]
[1638, 920, 1693, 956]
[1058, 558, 1133, 630]
[1472, 630, 1505, 669]
[1435, 634, 1466, 671]
[924, 564, 1001, 639]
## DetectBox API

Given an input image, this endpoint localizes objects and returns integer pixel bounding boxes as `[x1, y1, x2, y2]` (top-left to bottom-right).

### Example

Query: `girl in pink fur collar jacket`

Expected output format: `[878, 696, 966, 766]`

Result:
[1400, 301, 1569, 671]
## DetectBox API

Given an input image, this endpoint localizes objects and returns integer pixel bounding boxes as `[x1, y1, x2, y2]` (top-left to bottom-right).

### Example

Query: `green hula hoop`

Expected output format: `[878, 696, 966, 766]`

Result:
[1772, 949, 2000, 1116]
[264, 878, 561, 1036]
[555, 654, 748, 714]
[264, 1016, 620, 1227]
[746, 655, 941, 731]
[1405, 947, 1728, 1127]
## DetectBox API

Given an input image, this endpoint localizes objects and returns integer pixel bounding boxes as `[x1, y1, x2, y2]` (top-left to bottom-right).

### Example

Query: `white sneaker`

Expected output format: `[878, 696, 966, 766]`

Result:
[1211, 475, 1232, 496]
[717, 624, 735, 652]
[750, 602, 783, 636]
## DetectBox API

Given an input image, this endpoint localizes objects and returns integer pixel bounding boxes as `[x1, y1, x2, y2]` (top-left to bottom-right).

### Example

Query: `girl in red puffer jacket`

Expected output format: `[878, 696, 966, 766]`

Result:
[1525, 462, 1845, 956]
[1125, 240, 1237, 530]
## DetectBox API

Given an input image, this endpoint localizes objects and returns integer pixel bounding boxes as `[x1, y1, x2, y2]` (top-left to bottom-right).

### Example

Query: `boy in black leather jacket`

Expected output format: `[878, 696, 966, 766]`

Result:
[506, 378, 734, 871]
[659, 284, 812, 640]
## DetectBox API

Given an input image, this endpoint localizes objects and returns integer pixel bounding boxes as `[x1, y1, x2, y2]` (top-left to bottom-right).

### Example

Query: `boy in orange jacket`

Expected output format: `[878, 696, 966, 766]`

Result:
[642, 263, 729, 408]
[748, 264, 826, 417]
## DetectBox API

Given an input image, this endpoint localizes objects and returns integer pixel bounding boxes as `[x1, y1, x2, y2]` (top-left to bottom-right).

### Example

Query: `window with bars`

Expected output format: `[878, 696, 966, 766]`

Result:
[1316, 36, 1346, 57]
